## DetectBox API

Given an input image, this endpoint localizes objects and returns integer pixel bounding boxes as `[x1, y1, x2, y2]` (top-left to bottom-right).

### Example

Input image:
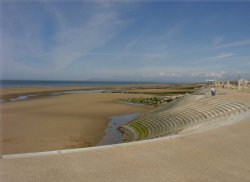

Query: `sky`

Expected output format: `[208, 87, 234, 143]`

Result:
[1, 0, 250, 82]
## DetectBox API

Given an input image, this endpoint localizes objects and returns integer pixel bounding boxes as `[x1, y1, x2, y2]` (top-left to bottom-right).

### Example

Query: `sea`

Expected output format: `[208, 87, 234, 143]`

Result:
[0, 80, 159, 88]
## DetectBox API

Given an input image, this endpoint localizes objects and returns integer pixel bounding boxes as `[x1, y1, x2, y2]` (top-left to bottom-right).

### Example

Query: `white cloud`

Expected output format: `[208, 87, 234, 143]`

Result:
[204, 72, 225, 79]
[214, 39, 250, 48]
[2, 3, 127, 72]
[50, 8, 125, 69]
[164, 25, 182, 38]
[213, 36, 224, 46]
[83, 52, 162, 58]
[206, 53, 236, 61]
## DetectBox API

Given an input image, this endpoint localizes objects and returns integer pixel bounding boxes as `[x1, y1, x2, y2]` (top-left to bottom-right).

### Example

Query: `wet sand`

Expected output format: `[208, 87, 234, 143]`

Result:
[0, 84, 169, 101]
[1, 91, 150, 155]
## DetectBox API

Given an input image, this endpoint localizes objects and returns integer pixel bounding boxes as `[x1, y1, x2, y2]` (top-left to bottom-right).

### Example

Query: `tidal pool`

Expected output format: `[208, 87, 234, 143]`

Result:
[97, 113, 139, 146]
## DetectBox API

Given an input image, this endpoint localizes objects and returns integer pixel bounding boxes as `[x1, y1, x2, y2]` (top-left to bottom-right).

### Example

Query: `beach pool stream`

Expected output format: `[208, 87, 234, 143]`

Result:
[2, 89, 112, 103]
[97, 113, 139, 146]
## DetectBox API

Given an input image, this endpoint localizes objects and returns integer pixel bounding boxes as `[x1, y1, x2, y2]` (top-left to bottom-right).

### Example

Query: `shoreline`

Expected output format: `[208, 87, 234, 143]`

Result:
[1, 89, 111, 103]
[0, 83, 200, 155]
[0, 83, 199, 101]
[1, 89, 151, 155]
[2, 88, 250, 156]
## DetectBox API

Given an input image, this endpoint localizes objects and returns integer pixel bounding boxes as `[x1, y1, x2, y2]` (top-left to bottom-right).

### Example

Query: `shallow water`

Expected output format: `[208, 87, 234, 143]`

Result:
[49, 89, 110, 95]
[10, 94, 41, 102]
[97, 113, 139, 146]
[0, 80, 152, 88]
[3, 89, 111, 103]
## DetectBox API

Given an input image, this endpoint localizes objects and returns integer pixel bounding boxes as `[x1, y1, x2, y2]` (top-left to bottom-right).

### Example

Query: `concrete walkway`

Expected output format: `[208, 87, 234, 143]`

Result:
[1, 89, 250, 182]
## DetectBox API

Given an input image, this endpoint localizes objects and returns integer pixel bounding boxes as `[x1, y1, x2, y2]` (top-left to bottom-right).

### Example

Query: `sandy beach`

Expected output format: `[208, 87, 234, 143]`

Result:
[0, 84, 170, 101]
[1, 88, 151, 155]
[2, 88, 250, 182]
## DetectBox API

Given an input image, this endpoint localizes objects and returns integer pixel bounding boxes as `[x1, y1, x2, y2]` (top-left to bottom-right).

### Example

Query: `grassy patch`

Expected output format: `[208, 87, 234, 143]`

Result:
[130, 122, 149, 140]
[120, 95, 184, 107]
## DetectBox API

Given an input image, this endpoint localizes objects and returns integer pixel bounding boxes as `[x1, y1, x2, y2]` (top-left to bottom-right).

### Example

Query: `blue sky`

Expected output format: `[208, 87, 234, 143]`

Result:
[1, 1, 250, 82]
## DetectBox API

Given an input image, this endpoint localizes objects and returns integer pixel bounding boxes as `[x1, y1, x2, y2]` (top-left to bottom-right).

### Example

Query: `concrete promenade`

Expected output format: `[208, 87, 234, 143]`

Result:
[1, 89, 250, 182]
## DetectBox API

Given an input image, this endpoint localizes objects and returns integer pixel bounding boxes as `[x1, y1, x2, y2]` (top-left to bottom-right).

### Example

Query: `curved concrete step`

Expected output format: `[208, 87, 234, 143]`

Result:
[121, 97, 250, 141]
